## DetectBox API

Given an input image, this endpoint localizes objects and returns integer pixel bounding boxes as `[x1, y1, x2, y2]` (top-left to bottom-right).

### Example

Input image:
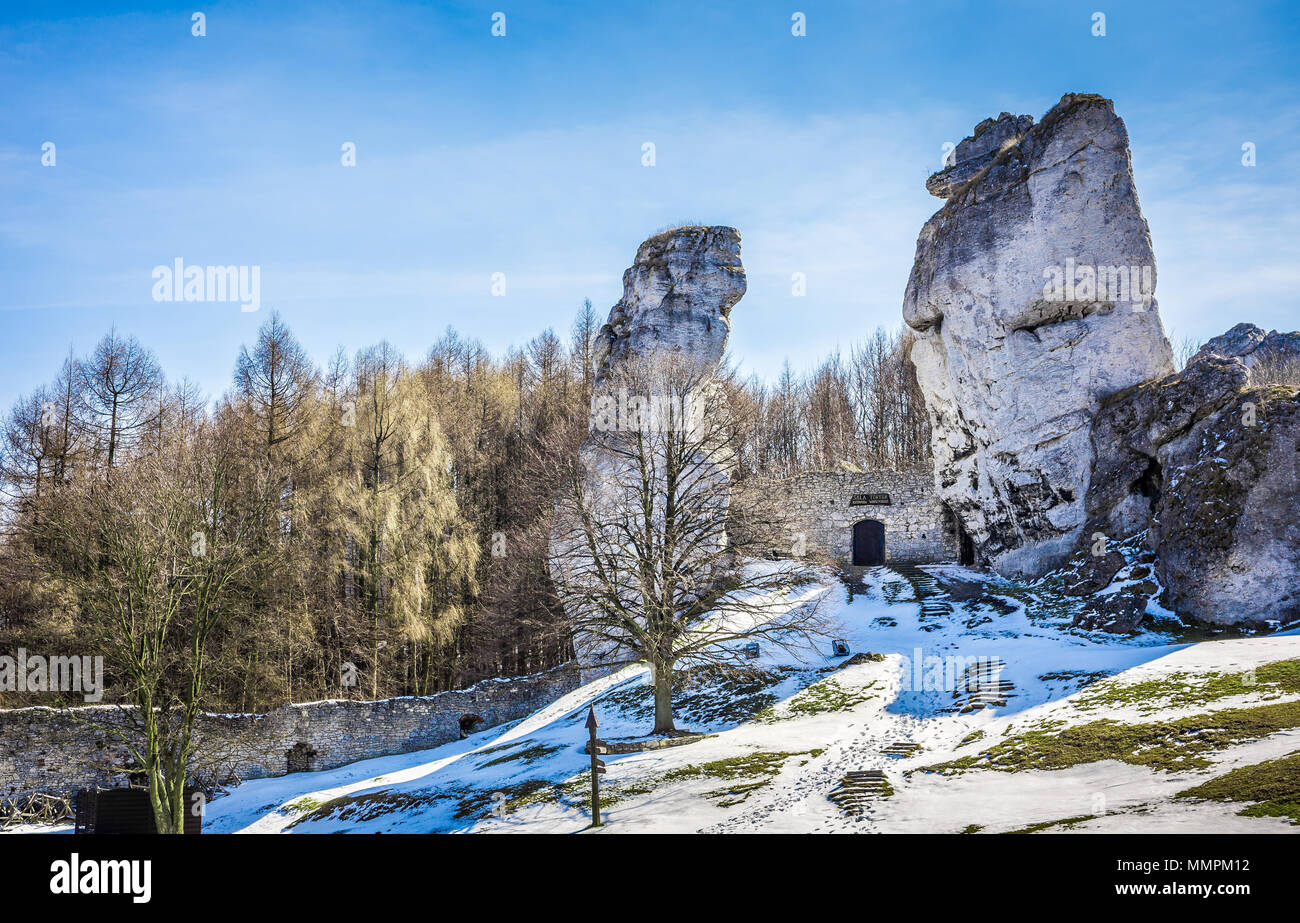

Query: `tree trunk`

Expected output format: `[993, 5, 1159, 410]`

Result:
[652, 660, 675, 734]
[147, 766, 185, 835]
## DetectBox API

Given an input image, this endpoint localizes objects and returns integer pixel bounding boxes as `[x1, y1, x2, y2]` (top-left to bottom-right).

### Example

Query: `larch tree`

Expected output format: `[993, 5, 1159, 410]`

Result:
[230, 313, 323, 704]
[334, 343, 478, 698]
[77, 331, 163, 469]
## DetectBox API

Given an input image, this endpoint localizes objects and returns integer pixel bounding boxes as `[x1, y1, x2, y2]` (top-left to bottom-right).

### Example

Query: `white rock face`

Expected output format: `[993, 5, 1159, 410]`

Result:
[595, 226, 746, 384]
[903, 94, 1175, 577]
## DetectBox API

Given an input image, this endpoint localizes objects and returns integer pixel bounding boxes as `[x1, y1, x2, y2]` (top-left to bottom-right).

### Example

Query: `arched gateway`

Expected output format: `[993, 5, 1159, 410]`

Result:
[851, 519, 885, 566]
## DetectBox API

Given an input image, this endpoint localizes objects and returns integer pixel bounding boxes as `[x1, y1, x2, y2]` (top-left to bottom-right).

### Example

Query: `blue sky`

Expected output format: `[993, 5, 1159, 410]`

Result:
[2, 0, 1298, 412]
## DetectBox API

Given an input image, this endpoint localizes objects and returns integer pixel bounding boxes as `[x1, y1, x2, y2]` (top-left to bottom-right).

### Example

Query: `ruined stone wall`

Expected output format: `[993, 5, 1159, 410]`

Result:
[729, 470, 962, 565]
[0, 666, 580, 801]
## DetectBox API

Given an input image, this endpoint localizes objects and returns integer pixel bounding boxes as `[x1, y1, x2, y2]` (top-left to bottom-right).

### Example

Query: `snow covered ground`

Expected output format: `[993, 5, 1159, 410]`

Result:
[191, 564, 1300, 834]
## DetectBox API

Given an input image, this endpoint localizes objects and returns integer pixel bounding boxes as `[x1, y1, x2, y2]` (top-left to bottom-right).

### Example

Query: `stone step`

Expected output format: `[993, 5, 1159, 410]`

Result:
[892, 565, 947, 602]
[829, 768, 893, 816]
[830, 795, 882, 808]
[964, 667, 1008, 677]
[955, 683, 1016, 696]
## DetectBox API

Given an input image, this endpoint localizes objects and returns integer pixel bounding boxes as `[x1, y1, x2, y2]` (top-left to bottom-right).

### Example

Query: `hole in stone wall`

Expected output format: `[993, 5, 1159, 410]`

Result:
[943, 504, 977, 567]
[459, 713, 485, 738]
[958, 521, 976, 567]
[1133, 457, 1162, 502]
[286, 741, 317, 774]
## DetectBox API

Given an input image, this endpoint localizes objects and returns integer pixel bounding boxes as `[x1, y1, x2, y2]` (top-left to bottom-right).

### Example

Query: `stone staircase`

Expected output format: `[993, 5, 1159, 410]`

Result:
[892, 564, 953, 629]
[882, 741, 922, 758]
[947, 657, 1016, 713]
[827, 769, 892, 815]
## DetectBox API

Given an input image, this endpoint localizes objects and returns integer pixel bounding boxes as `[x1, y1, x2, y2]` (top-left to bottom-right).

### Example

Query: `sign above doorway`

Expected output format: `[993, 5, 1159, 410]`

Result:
[849, 493, 891, 506]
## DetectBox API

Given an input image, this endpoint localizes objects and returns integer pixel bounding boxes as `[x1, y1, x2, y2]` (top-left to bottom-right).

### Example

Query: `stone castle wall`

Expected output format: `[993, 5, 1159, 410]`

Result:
[0, 666, 580, 802]
[730, 470, 963, 565]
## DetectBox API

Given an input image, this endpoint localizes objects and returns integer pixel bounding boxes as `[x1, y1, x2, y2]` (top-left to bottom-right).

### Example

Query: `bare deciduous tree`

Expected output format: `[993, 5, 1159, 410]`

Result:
[78, 331, 163, 469]
[550, 354, 827, 735]
[40, 413, 254, 834]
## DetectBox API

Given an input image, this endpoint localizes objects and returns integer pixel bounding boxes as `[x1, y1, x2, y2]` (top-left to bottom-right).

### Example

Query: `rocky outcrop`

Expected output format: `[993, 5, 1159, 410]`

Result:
[1086, 325, 1300, 628]
[594, 226, 746, 384]
[1192, 322, 1300, 369]
[904, 93, 1175, 577]
[926, 113, 1033, 198]
[1084, 353, 1248, 541]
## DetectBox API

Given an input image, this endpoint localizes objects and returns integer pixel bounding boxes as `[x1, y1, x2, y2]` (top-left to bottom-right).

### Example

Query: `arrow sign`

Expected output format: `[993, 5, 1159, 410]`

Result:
[585, 706, 599, 730]
[593, 759, 607, 774]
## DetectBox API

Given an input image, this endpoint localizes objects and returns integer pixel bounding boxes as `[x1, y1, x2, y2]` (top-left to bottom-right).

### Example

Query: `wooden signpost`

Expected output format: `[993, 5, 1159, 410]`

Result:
[586, 706, 606, 827]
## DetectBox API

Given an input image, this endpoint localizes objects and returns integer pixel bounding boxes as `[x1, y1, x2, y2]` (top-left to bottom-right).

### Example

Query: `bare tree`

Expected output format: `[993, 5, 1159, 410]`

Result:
[78, 331, 163, 469]
[40, 412, 254, 834]
[1169, 331, 1202, 372]
[570, 298, 598, 404]
[550, 354, 826, 735]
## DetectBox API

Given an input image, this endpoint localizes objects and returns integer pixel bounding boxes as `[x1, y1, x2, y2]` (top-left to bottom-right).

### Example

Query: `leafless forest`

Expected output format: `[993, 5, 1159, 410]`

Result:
[0, 304, 930, 712]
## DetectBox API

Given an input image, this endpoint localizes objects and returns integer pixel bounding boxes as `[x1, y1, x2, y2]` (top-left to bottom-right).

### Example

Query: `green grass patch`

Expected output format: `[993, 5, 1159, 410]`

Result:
[1074, 659, 1300, 715]
[287, 790, 450, 828]
[459, 779, 554, 818]
[759, 678, 878, 722]
[1004, 815, 1096, 834]
[476, 743, 563, 770]
[1176, 751, 1300, 825]
[490, 749, 819, 816]
[920, 700, 1300, 775]
[598, 666, 788, 727]
[605, 749, 818, 809]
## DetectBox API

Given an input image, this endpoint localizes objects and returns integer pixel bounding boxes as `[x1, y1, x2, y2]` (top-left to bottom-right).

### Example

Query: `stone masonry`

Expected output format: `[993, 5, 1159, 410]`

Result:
[0, 666, 579, 802]
[729, 470, 963, 565]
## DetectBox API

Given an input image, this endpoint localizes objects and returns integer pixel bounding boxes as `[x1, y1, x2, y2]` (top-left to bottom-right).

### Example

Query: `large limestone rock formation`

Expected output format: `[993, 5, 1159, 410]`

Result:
[594, 225, 746, 384]
[904, 93, 1175, 577]
[1086, 324, 1300, 628]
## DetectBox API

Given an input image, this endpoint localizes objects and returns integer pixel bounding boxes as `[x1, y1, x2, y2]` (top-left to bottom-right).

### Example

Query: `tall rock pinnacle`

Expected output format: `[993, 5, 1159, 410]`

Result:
[594, 225, 746, 384]
[904, 93, 1175, 577]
